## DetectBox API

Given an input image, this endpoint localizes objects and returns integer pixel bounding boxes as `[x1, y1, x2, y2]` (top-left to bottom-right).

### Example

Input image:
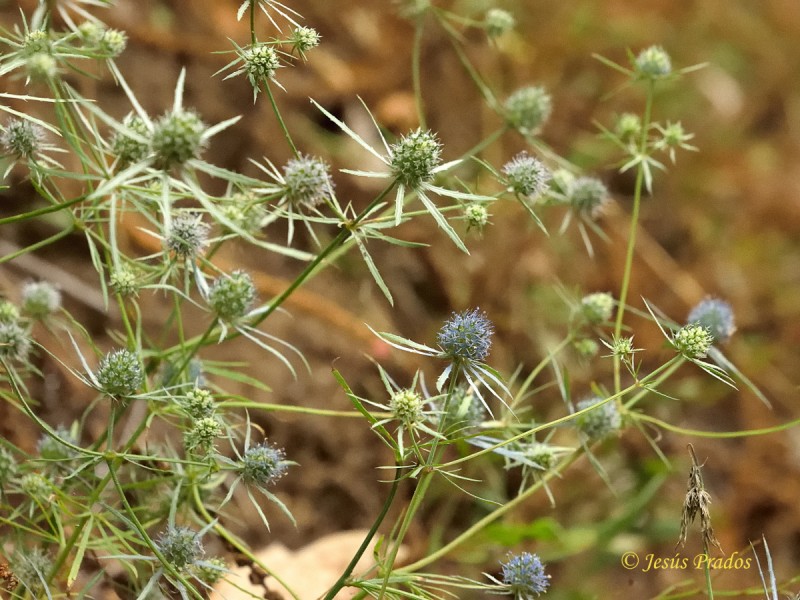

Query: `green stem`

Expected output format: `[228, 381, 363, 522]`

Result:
[0, 194, 87, 225]
[263, 83, 299, 157]
[412, 17, 426, 129]
[0, 225, 74, 264]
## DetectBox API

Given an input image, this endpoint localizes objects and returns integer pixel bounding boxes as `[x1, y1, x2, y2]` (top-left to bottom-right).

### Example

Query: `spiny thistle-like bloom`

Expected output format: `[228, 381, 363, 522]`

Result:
[526, 443, 557, 471]
[2, 119, 45, 159]
[0, 321, 32, 362]
[184, 417, 222, 454]
[151, 108, 206, 169]
[26, 52, 57, 80]
[243, 43, 280, 87]
[37, 426, 78, 461]
[615, 112, 642, 141]
[156, 526, 204, 571]
[573, 338, 599, 358]
[12, 548, 49, 596]
[580, 292, 614, 324]
[23, 30, 51, 55]
[634, 45, 672, 79]
[673, 324, 713, 359]
[77, 21, 105, 46]
[504, 86, 552, 134]
[390, 128, 442, 189]
[464, 203, 489, 231]
[191, 556, 227, 585]
[438, 385, 485, 433]
[437, 308, 494, 363]
[21, 281, 61, 318]
[20, 472, 52, 500]
[109, 265, 140, 296]
[0, 300, 20, 323]
[567, 176, 608, 218]
[484, 8, 515, 38]
[609, 336, 635, 359]
[503, 152, 551, 198]
[98, 28, 127, 57]
[95, 348, 144, 396]
[500, 552, 550, 597]
[290, 26, 321, 56]
[0, 446, 17, 484]
[166, 212, 210, 259]
[390, 389, 424, 425]
[181, 387, 215, 420]
[112, 113, 150, 165]
[207, 270, 256, 321]
[240, 442, 288, 487]
[281, 155, 333, 207]
[687, 298, 735, 344]
[575, 396, 621, 440]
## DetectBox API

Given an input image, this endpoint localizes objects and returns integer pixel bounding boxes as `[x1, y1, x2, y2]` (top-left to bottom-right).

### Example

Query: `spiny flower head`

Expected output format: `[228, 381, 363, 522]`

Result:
[21, 281, 61, 319]
[0, 321, 32, 362]
[0, 446, 17, 484]
[23, 30, 51, 55]
[77, 21, 105, 46]
[437, 308, 494, 363]
[95, 348, 144, 397]
[673, 324, 713, 359]
[184, 417, 222, 454]
[97, 29, 127, 57]
[575, 396, 621, 440]
[282, 155, 333, 207]
[181, 387, 216, 420]
[26, 52, 57, 80]
[464, 203, 490, 231]
[568, 176, 608, 218]
[112, 113, 150, 166]
[503, 152, 551, 198]
[615, 112, 642, 141]
[207, 270, 256, 321]
[2, 119, 45, 159]
[504, 86, 552, 134]
[484, 8, 515, 38]
[290, 26, 321, 56]
[687, 298, 735, 344]
[0, 300, 20, 323]
[634, 45, 672, 79]
[390, 128, 442, 189]
[109, 265, 140, 296]
[191, 556, 227, 585]
[151, 108, 207, 169]
[390, 389, 424, 425]
[580, 292, 614, 324]
[437, 385, 485, 433]
[12, 548, 50, 596]
[156, 526, 204, 571]
[37, 426, 78, 461]
[525, 443, 557, 471]
[240, 442, 289, 487]
[243, 43, 280, 86]
[166, 212, 210, 259]
[20, 472, 52, 500]
[500, 552, 550, 597]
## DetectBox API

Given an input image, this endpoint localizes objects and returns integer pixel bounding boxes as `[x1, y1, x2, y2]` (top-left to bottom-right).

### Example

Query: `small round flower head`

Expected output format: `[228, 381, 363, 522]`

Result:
[21, 281, 61, 319]
[0, 446, 18, 484]
[191, 556, 227, 585]
[13, 548, 50, 596]
[282, 155, 334, 208]
[2, 119, 45, 159]
[20, 472, 52, 500]
[609, 336, 635, 359]
[23, 30, 51, 55]
[166, 212, 210, 259]
[615, 112, 642, 141]
[98, 28, 127, 57]
[95, 348, 144, 397]
[390, 128, 442, 189]
[568, 176, 608, 218]
[37, 426, 78, 461]
[437, 308, 494, 363]
[438, 385, 485, 433]
[687, 298, 735, 344]
[184, 417, 222, 454]
[290, 26, 321, 56]
[464, 203, 489, 231]
[26, 52, 57, 80]
[207, 270, 256, 321]
[503, 152, 551, 198]
[504, 86, 552, 134]
[547, 168, 574, 197]
[500, 552, 550, 597]
[112, 113, 151, 166]
[151, 108, 206, 169]
[575, 396, 621, 440]
[0, 321, 32, 362]
[0, 300, 20, 324]
[673, 324, 713, 359]
[634, 45, 672, 79]
[390, 389, 424, 425]
[526, 443, 557, 472]
[156, 526, 204, 571]
[580, 292, 614, 324]
[244, 43, 280, 86]
[181, 387, 216, 420]
[109, 265, 140, 296]
[484, 8, 515, 38]
[240, 441, 289, 487]
[573, 337, 599, 358]
[78, 20, 105, 45]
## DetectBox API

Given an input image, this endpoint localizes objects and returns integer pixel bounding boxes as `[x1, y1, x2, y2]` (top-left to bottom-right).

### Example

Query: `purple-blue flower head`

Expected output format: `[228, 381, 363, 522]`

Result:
[501, 552, 550, 597]
[437, 308, 494, 363]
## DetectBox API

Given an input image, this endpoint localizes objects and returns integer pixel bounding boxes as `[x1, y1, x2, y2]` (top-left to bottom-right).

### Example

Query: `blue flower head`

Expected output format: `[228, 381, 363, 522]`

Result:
[501, 552, 550, 597]
[437, 308, 494, 363]
[687, 297, 735, 344]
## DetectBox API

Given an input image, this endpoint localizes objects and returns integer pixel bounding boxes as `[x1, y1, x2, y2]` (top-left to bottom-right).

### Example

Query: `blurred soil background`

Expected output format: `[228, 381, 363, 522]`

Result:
[1, 0, 800, 598]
